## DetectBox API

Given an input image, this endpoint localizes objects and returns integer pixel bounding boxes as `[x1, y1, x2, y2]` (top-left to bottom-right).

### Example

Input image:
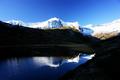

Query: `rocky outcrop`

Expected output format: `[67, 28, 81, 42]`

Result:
[92, 31, 119, 40]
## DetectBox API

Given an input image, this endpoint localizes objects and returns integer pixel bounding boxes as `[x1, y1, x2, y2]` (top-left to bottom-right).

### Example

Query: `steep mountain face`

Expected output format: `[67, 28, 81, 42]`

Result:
[27, 17, 64, 29]
[5, 17, 80, 30]
[47, 17, 63, 28]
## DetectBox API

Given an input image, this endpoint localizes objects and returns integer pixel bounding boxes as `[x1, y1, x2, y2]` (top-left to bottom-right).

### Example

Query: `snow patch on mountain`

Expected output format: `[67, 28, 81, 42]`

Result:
[83, 19, 120, 36]
[6, 20, 26, 26]
[5, 18, 120, 37]
[5, 17, 80, 30]
[64, 21, 80, 30]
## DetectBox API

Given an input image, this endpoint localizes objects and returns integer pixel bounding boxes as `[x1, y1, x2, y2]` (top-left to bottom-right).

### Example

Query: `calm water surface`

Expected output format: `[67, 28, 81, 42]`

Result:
[0, 54, 94, 80]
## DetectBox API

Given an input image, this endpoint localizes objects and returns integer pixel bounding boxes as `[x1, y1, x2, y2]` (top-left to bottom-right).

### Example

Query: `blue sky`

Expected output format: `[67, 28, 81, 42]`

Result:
[0, 0, 120, 25]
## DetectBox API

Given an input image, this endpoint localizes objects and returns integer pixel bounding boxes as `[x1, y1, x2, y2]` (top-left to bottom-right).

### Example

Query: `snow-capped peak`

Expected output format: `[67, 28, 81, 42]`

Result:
[91, 19, 120, 34]
[5, 18, 80, 30]
[6, 20, 25, 26]
[27, 17, 63, 29]
[4, 18, 120, 40]
[112, 19, 120, 23]
[82, 18, 120, 39]
[47, 17, 63, 28]
[47, 17, 62, 22]
[83, 18, 120, 34]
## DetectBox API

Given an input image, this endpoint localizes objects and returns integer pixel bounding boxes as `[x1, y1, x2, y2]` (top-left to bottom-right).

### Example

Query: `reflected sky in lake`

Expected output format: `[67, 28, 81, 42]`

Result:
[0, 54, 95, 80]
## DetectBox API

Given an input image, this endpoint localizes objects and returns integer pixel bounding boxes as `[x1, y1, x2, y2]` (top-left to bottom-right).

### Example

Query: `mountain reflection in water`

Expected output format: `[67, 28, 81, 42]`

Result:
[0, 54, 95, 80]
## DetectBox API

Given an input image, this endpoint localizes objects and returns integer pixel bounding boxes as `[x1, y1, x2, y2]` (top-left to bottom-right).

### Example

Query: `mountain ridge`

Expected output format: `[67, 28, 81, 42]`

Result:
[6, 17, 80, 30]
[5, 18, 120, 40]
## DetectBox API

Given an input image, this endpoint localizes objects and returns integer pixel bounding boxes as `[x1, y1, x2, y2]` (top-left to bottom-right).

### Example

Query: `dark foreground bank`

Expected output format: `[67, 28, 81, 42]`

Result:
[60, 35, 120, 80]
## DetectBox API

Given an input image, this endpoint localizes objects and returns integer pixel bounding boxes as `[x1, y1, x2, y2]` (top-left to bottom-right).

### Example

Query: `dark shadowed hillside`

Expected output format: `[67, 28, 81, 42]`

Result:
[60, 34, 120, 80]
[0, 21, 93, 57]
[0, 21, 89, 45]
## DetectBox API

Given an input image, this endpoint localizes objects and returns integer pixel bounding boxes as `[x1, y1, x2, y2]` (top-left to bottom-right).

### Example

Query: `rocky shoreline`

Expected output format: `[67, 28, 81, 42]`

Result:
[60, 36, 120, 80]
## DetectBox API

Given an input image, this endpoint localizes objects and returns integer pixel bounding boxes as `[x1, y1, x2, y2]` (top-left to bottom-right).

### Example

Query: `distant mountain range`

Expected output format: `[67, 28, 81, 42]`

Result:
[5, 18, 120, 40]
[83, 19, 120, 39]
[6, 17, 80, 30]
[0, 20, 86, 45]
